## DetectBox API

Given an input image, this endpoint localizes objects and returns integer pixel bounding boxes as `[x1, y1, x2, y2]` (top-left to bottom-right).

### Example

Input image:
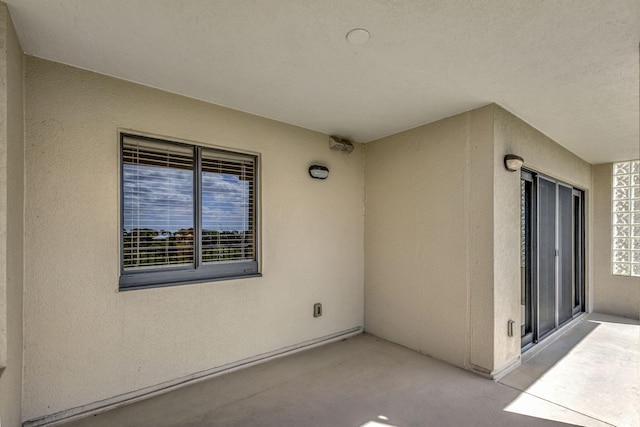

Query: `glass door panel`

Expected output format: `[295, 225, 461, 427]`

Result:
[558, 185, 573, 325]
[521, 171, 585, 350]
[538, 177, 557, 338]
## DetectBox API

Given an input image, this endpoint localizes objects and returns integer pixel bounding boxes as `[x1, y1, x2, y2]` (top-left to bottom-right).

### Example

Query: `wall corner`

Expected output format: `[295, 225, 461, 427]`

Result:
[466, 105, 497, 372]
[0, 2, 25, 426]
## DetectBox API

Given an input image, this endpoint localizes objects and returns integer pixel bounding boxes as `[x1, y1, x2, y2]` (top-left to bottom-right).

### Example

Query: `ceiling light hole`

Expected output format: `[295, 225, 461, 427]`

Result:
[346, 28, 370, 45]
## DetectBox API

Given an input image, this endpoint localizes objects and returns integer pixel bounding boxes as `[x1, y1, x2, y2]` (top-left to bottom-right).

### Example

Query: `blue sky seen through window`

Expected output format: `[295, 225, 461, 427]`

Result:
[124, 164, 250, 233]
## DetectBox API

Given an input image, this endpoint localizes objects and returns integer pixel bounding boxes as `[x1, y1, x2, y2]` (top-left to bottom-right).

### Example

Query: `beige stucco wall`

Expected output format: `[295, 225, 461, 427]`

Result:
[592, 163, 640, 319]
[365, 104, 593, 376]
[0, 3, 24, 426]
[492, 105, 592, 372]
[466, 106, 496, 372]
[23, 56, 364, 421]
[364, 106, 495, 370]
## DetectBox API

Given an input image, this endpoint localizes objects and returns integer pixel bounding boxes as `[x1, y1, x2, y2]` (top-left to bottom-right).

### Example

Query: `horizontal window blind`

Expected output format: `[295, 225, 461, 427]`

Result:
[122, 137, 195, 270]
[120, 134, 259, 289]
[201, 148, 256, 263]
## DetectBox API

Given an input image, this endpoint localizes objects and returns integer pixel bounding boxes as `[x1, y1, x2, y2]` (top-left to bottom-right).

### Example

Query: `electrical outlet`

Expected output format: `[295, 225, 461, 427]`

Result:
[313, 303, 322, 318]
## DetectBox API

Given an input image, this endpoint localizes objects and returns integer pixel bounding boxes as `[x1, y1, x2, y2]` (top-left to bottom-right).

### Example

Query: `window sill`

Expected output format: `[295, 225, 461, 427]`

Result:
[119, 272, 262, 292]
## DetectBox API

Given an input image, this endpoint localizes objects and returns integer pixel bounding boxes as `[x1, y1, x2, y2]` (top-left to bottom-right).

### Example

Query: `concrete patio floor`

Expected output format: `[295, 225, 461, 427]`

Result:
[499, 313, 639, 427]
[60, 313, 638, 427]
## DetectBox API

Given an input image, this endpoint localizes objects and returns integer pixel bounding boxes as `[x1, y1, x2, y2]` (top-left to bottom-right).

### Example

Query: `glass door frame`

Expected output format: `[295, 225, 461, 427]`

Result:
[520, 169, 585, 351]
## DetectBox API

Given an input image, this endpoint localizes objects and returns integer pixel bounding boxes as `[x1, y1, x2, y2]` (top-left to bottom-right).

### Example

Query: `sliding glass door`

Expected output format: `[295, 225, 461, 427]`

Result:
[521, 171, 585, 349]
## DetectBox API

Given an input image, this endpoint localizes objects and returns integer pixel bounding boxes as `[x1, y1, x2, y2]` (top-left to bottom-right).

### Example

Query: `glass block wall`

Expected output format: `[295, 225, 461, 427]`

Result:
[612, 160, 640, 276]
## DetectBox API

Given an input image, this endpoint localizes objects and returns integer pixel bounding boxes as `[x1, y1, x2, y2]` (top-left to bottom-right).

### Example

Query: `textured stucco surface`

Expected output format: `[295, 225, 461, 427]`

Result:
[493, 105, 592, 372]
[592, 164, 640, 319]
[23, 57, 364, 420]
[364, 107, 494, 370]
[466, 106, 496, 372]
[0, 2, 8, 375]
[0, 3, 24, 426]
[365, 104, 593, 375]
[7, 0, 640, 163]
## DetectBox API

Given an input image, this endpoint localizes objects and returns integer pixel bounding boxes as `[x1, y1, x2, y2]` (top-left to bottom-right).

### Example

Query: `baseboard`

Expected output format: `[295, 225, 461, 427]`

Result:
[468, 357, 521, 381]
[466, 313, 590, 380]
[23, 326, 363, 427]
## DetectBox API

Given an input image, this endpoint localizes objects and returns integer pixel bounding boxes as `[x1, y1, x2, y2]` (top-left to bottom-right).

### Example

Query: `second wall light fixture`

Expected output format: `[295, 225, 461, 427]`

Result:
[309, 164, 329, 179]
[504, 154, 524, 172]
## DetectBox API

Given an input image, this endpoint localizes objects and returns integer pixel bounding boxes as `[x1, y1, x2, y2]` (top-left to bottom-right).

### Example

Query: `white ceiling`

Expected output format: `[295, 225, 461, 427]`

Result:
[7, 0, 640, 164]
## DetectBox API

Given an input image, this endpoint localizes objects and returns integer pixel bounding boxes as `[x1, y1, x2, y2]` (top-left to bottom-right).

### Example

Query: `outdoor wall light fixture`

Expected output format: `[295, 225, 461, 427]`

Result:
[309, 164, 329, 179]
[504, 154, 524, 172]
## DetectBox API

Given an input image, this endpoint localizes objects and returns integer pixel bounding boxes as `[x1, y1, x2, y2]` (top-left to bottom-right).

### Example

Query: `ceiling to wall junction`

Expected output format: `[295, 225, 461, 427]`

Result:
[7, 0, 640, 164]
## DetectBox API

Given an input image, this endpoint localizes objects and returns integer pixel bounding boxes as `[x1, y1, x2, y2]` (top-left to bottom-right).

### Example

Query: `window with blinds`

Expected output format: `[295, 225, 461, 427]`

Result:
[120, 134, 259, 289]
[201, 149, 255, 264]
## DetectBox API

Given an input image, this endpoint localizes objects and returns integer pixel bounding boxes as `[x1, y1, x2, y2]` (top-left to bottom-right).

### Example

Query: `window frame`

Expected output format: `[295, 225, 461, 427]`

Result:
[119, 132, 260, 290]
